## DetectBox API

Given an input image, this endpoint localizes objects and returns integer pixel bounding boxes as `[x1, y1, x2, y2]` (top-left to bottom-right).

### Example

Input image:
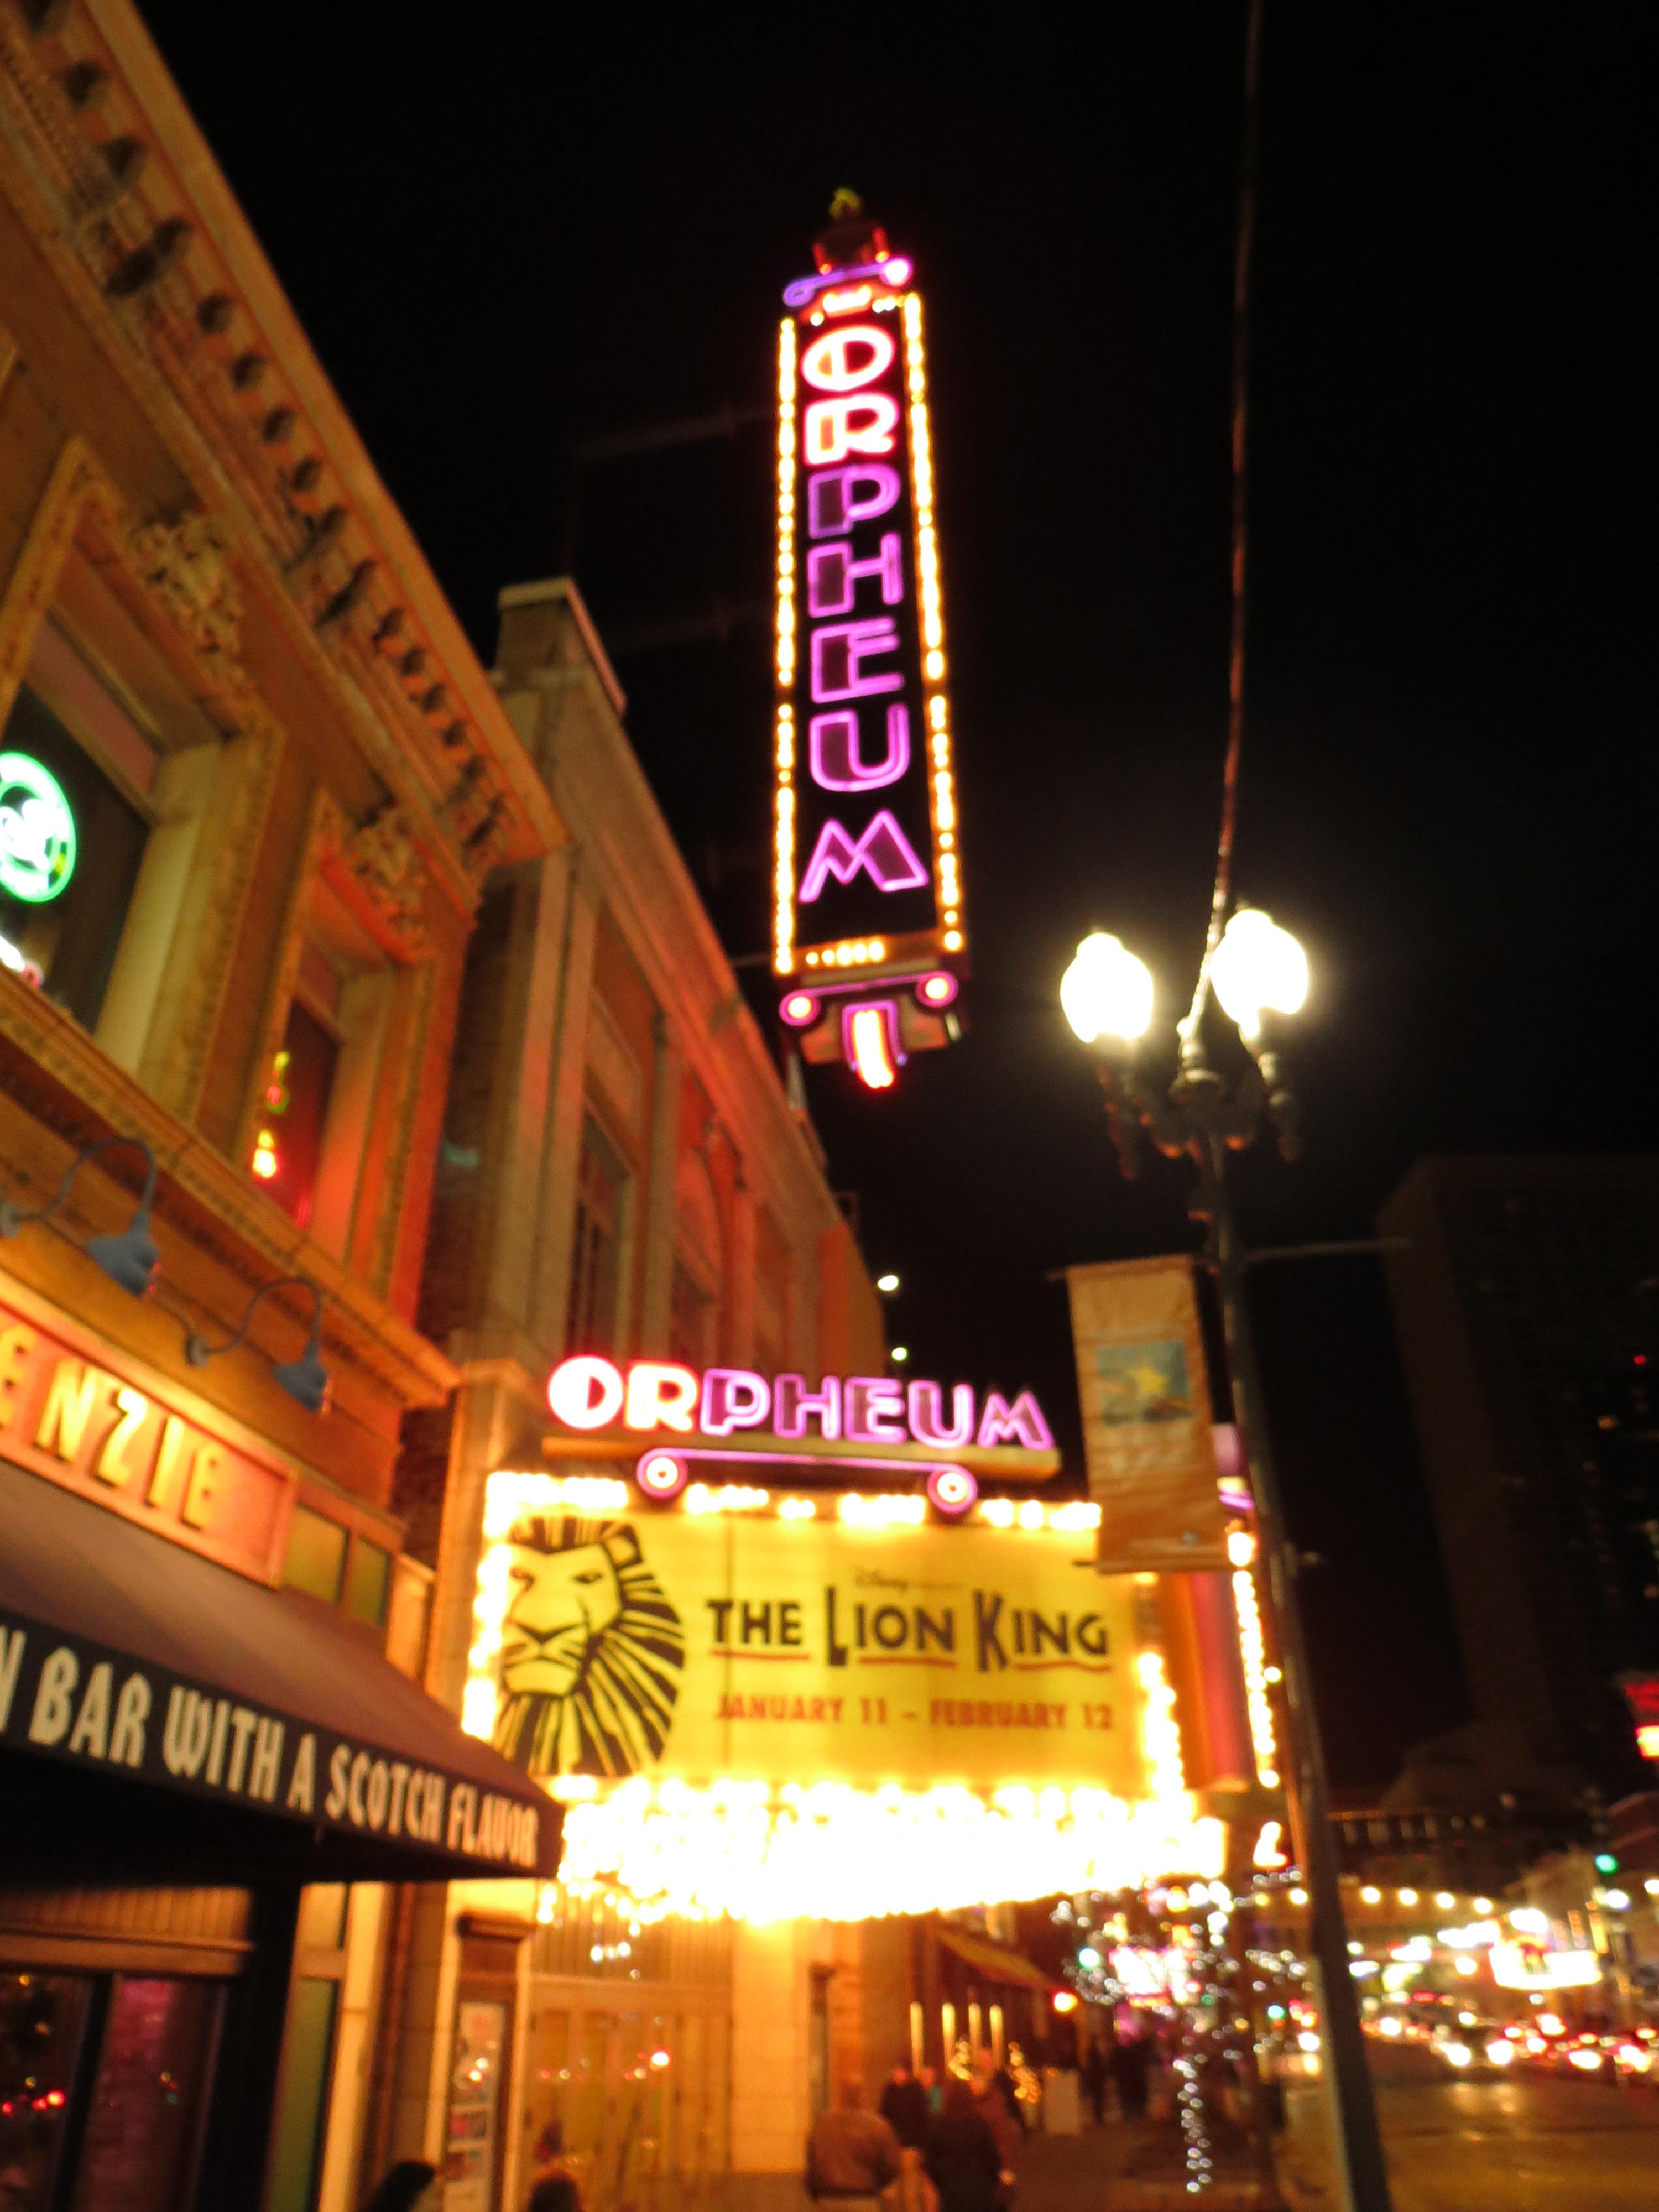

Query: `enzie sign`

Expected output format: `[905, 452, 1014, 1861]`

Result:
[0, 1281, 294, 1583]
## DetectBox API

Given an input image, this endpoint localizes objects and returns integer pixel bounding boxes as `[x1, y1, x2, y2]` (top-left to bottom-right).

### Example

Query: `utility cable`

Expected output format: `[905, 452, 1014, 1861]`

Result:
[1185, 0, 1264, 1040]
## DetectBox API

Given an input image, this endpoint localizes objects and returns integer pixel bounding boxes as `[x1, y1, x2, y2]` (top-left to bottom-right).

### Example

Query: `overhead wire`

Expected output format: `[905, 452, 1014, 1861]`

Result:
[1184, 0, 1264, 1042]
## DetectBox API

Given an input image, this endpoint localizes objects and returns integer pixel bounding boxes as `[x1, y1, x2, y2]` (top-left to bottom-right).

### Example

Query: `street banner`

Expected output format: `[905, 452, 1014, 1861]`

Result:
[476, 1499, 1146, 1799]
[1065, 1256, 1230, 1572]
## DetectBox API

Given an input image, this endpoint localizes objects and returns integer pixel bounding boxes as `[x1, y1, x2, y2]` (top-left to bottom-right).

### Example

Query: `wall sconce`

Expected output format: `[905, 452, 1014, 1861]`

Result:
[186, 1275, 331, 1415]
[0, 1133, 159, 1296]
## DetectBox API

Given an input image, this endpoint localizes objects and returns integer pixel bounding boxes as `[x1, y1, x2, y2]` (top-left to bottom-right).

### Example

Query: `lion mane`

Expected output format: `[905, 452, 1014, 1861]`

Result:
[492, 1514, 684, 1780]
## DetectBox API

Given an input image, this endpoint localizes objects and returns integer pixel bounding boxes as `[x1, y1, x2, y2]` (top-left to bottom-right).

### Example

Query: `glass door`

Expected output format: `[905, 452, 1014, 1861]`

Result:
[0, 1968, 223, 2212]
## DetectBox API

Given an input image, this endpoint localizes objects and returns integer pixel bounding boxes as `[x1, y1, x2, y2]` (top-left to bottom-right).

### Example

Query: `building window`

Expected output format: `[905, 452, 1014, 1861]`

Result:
[254, 998, 339, 1228]
[0, 684, 149, 1028]
[251, 886, 401, 1265]
[282, 1505, 348, 1605]
[568, 1119, 625, 1352]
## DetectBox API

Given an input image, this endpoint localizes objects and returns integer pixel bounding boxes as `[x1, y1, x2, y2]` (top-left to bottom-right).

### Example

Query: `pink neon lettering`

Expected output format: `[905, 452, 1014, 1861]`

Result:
[806, 534, 904, 618]
[811, 618, 903, 703]
[803, 394, 899, 466]
[975, 1391, 1055, 1451]
[773, 1373, 841, 1440]
[808, 464, 901, 539]
[700, 1369, 771, 1436]
[844, 1376, 907, 1443]
[907, 1380, 977, 1449]
[799, 812, 930, 902]
[809, 706, 910, 793]
[624, 1361, 701, 1433]
[800, 324, 896, 393]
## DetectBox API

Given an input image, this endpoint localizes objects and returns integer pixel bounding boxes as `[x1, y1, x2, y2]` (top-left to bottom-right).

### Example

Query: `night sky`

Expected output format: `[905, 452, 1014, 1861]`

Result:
[139, 4, 1651, 1791]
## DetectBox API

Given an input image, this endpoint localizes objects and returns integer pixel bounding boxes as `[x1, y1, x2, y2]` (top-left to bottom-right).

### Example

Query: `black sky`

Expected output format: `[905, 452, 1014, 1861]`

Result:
[138, 3, 1653, 1789]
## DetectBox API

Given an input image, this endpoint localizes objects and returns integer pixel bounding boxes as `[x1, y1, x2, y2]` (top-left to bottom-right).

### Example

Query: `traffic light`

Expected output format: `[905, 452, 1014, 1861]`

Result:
[1595, 1853, 1619, 1874]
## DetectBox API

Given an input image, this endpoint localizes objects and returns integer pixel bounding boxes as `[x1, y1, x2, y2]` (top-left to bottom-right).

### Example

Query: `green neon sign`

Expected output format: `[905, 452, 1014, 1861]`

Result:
[0, 751, 76, 905]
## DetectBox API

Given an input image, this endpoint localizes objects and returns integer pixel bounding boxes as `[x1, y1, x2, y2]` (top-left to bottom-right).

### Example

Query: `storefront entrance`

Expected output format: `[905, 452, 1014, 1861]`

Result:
[0, 1965, 224, 2210]
[520, 1994, 729, 2210]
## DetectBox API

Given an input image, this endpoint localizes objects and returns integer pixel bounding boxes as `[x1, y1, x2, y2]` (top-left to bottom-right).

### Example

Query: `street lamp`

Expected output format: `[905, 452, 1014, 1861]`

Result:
[1063, 910, 1394, 2212]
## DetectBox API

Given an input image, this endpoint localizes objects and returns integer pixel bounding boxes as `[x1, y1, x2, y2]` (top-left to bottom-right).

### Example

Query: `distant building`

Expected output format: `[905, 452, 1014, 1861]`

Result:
[1378, 1156, 1659, 1803]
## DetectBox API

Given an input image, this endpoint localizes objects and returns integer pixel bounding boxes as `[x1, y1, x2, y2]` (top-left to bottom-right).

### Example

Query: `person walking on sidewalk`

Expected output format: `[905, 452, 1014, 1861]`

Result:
[880, 2061, 933, 2212]
[1082, 2037, 1108, 2127]
[806, 2080, 903, 2209]
[923, 2079, 1004, 2212]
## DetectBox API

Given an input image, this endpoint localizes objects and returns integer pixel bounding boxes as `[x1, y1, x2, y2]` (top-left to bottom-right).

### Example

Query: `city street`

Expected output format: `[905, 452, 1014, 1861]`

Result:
[1278, 2048, 1659, 2209]
[1011, 2048, 1659, 2211]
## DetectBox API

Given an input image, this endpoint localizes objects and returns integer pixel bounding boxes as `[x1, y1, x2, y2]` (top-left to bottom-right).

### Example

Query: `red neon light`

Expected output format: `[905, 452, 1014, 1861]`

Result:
[547, 1354, 625, 1430]
[637, 1452, 688, 1502]
[800, 325, 895, 392]
[926, 1465, 977, 1516]
[803, 394, 899, 466]
[848, 1004, 898, 1089]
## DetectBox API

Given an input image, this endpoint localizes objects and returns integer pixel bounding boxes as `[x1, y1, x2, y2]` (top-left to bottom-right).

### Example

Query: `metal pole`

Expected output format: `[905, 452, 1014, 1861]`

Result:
[1208, 1140, 1395, 2212]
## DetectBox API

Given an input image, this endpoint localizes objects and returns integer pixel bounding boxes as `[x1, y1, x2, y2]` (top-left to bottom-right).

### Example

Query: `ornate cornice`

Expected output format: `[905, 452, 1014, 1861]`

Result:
[0, 0, 565, 898]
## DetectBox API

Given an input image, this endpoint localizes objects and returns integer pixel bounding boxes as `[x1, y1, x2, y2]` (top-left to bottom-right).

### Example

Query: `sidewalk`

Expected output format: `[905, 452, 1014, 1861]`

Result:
[1014, 2124, 1288, 2211]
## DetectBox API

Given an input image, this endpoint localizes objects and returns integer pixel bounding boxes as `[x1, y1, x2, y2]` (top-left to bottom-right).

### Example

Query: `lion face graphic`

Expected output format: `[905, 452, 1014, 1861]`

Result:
[492, 1515, 684, 1781]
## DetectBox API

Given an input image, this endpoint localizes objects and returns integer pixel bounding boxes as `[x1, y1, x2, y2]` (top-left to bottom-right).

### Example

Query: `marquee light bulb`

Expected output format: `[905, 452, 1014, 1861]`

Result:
[1210, 907, 1308, 1041]
[1061, 933, 1154, 1046]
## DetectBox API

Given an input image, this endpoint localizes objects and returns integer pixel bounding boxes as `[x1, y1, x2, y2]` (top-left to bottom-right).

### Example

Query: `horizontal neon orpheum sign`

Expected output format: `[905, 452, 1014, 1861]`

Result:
[773, 217, 965, 1090]
[545, 1356, 1053, 1515]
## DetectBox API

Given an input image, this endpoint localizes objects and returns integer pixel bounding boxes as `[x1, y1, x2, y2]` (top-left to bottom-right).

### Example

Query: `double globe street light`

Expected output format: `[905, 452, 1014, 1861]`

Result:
[1062, 910, 1395, 2212]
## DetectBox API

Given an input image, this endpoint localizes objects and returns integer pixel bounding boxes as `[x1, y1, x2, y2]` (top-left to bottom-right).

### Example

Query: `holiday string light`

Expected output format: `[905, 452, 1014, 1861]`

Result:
[1227, 1530, 1280, 1789]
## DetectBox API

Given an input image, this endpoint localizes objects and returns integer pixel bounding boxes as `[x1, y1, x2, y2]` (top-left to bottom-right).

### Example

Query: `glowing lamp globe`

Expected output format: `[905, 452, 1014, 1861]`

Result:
[1060, 933, 1154, 1046]
[1211, 909, 1307, 1041]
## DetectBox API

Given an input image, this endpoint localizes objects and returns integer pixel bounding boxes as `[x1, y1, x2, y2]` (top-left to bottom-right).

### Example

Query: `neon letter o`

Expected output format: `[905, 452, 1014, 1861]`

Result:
[547, 1354, 624, 1430]
[801, 324, 896, 394]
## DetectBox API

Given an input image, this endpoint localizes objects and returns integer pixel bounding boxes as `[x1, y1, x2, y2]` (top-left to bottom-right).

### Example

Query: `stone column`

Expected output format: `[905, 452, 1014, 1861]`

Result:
[635, 1013, 685, 1355]
[728, 1174, 758, 1366]
[527, 851, 599, 1355]
[477, 852, 575, 1348]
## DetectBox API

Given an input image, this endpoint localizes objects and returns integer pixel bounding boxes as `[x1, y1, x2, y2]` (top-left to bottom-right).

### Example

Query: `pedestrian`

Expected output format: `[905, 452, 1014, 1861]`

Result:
[881, 2060, 931, 2150]
[805, 2079, 903, 2208]
[880, 2061, 933, 2212]
[1082, 2038, 1107, 2127]
[524, 2117, 582, 2210]
[359, 2162, 438, 2212]
[971, 2066, 1021, 2201]
[1109, 2031, 1151, 2122]
[920, 2063, 943, 2114]
[923, 2078, 1005, 2212]
[526, 2180, 580, 2212]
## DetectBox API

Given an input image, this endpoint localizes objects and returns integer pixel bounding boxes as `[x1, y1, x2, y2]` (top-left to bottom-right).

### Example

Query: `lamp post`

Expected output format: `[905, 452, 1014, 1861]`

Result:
[1062, 912, 1394, 2212]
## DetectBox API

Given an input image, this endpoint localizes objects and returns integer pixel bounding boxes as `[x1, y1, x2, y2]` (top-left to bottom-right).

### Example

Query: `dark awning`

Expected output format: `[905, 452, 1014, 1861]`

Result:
[936, 1924, 1058, 1992]
[0, 1460, 559, 1882]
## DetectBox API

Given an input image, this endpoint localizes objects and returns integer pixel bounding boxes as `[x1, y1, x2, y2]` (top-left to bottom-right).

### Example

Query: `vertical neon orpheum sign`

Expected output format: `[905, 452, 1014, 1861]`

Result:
[773, 212, 965, 1091]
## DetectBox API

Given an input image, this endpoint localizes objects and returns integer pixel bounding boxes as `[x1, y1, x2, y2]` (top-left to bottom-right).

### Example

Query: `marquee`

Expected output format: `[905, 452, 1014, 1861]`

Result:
[462, 1469, 1226, 1921]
